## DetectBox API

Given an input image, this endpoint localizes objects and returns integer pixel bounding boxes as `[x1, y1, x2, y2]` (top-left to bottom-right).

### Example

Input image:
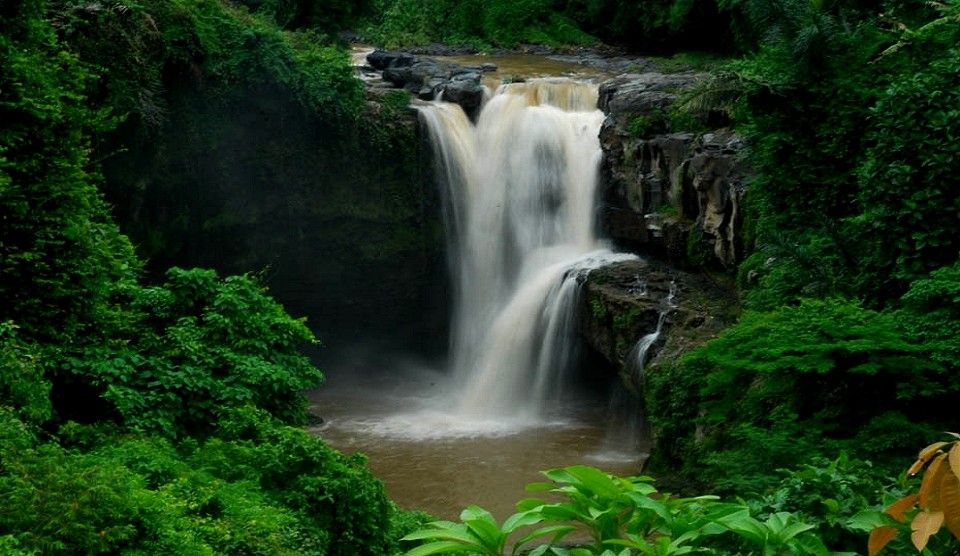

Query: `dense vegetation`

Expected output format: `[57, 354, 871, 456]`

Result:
[0, 0, 427, 553]
[4, 0, 960, 553]
[643, 0, 960, 497]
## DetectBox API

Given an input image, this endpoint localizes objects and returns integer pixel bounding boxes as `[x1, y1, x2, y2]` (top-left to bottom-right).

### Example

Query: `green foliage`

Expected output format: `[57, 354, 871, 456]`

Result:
[747, 453, 891, 552]
[62, 267, 322, 439]
[365, 0, 601, 48]
[234, 0, 373, 32]
[899, 262, 960, 372]
[0, 0, 139, 345]
[0, 323, 51, 426]
[1, 6, 411, 554]
[54, 0, 363, 136]
[403, 465, 846, 556]
[853, 48, 960, 298]
[628, 110, 667, 138]
[658, 298, 942, 491]
[209, 407, 398, 556]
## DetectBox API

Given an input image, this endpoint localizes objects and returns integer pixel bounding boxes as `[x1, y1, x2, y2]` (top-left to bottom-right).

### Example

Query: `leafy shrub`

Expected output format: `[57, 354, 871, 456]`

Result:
[659, 298, 942, 491]
[0, 0, 139, 345]
[748, 453, 891, 552]
[403, 464, 835, 555]
[0, 323, 51, 426]
[899, 262, 960, 373]
[63, 267, 322, 439]
[207, 407, 398, 556]
[854, 48, 960, 300]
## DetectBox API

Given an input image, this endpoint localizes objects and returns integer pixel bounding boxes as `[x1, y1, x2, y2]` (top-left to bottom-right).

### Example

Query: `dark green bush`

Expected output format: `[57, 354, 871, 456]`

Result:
[854, 49, 960, 300]
[61, 268, 322, 439]
[655, 298, 942, 491]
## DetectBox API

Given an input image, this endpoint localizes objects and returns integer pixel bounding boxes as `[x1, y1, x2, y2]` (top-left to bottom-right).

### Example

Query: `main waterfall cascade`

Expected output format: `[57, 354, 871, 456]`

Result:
[312, 73, 658, 519]
[418, 80, 637, 424]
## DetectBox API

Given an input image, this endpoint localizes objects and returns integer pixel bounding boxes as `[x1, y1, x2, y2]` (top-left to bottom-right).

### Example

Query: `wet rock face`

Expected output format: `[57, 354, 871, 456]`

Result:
[597, 73, 749, 269]
[578, 258, 738, 392]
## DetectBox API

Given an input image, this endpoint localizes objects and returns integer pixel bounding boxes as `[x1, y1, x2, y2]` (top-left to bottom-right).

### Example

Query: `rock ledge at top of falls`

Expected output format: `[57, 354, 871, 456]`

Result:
[597, 72, 749, 271]
[363, 50, 487, 114]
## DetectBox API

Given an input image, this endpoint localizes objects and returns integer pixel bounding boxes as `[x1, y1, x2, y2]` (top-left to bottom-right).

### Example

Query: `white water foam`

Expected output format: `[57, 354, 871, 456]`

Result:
[418, 80, 639, 426]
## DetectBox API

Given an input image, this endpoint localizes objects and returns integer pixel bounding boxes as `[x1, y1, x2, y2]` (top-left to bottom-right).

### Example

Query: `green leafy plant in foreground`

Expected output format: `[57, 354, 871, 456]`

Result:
[402, 465, 838, 556]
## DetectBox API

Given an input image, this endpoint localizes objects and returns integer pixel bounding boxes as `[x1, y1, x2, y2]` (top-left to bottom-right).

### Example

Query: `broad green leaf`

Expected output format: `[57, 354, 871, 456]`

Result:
[401, 524, 477, 544]
[543, 468, 576, 484]
[517, 498, 550, 512]
[628, 492, 672, 522]
[845, 510, 889, 533]
[716, 512, 766, 546]
[502, 509, 543, 534]
[512, 524, 577, 550]
[404, 540, 476, 556]
[566, 465, 621, 498]
[536, 503, 580, 520]
[767, 515, 814, 543]
[461, 505, 503, 549]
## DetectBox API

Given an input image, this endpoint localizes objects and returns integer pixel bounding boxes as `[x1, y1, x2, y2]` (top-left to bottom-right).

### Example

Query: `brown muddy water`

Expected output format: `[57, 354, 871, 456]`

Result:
[307, 361, 648, 522]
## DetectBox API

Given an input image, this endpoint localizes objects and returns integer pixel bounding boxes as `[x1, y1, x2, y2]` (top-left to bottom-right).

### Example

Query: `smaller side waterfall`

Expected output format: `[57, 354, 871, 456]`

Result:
[626, 280, 677, 378]
[594, 281, 677, 460]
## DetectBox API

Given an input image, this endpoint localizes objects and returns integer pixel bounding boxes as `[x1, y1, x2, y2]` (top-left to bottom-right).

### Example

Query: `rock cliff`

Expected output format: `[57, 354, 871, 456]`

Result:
[598, 73, 748, 270]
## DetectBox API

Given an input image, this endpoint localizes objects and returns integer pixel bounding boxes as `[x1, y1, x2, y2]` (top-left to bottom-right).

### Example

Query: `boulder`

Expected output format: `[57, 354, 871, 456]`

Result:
[367, 49, 485, 113]
[441, 72, 484, 109]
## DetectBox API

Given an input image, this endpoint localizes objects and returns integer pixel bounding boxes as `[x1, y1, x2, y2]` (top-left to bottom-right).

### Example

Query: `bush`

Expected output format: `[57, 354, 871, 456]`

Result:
[854, 49, 960, 300]
[658, 298, 942, 491]
[63, 267, 322, 439]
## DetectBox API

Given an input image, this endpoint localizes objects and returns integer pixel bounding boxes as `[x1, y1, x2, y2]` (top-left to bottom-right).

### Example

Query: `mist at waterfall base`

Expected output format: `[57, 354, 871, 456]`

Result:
[310, 79, 654, 520]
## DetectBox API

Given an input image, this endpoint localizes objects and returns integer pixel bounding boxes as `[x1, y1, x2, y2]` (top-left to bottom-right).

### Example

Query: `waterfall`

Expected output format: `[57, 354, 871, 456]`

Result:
[593, 281, 677, 461]
[417, 80, 636, 423]
[627, 280, 677, 378]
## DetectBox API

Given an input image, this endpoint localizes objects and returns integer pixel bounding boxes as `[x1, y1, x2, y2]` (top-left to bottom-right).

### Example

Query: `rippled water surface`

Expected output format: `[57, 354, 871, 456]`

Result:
[308, 363, 648, 521]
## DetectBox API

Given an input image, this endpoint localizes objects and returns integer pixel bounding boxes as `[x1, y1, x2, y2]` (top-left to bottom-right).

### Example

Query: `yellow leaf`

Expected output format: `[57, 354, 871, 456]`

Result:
[885, 494, 919, 522]
[911, 510, 944, 552]
[869, 526, 898, 556]
[949, 442, 960, 481]
[920, 453, 949, 510]
[910, 442, 949, 476]
[940, 472, 960, 541]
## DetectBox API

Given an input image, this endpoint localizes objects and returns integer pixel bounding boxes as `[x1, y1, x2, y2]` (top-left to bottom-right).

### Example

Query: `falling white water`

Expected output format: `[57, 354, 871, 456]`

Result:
[418, 80, 636, 425]
[591, 280, 678, 462]
[627, 280, 677, 376]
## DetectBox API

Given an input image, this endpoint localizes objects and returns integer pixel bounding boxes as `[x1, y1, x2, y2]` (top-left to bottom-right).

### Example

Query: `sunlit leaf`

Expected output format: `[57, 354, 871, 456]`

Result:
[910, 510, 944, 551]
[949, 442, 960, 480]
[401, 523, 476, 544]
[501, 509, 543, 534]
[939, 471, 960, 540]
[512, 524, 577, 551]
[885, 494, 919, 522]
[868, 525, 898, 556]
[460, 505, 502, 549]
[920, 453, 949, 509]
[566, 465, 620, 499]
[910, 441, 949, 475]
